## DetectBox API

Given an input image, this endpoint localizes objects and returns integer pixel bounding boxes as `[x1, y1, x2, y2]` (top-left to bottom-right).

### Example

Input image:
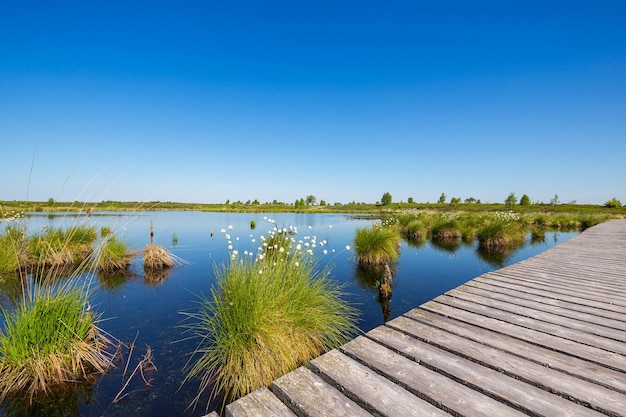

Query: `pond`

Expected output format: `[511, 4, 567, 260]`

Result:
[0, 211, 578, 416]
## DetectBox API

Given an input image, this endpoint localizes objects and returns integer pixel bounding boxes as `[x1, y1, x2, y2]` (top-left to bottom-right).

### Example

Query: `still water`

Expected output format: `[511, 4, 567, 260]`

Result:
[0, 211, 577, 416]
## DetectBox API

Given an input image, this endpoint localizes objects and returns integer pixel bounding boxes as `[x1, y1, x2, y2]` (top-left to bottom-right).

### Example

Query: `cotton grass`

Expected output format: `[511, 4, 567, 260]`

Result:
[181, 227, 358, 410]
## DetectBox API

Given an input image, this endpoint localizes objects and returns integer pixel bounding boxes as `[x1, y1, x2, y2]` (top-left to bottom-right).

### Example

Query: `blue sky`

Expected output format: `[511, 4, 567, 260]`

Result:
[1, 1, 625, 205]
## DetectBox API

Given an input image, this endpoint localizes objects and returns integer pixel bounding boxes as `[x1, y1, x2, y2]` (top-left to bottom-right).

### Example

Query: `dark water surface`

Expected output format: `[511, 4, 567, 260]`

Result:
[0, 211, 577, 416]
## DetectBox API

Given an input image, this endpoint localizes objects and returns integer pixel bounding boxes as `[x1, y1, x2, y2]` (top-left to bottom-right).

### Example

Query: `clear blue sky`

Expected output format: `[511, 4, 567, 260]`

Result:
[1, 1, 625, 205]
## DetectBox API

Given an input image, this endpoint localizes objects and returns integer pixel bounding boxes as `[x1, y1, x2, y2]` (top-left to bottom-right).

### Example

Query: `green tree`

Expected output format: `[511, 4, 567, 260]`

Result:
[505, 192, 517, 206]
[450, 197, 461, 204]
[438, 193, 447, 204]
[319, 200, 327, 206]
[306, 195, 317, 206]
[407, 197, 414, 204]
[550, 194, 560, 205]
[381, 192, 392, 205]
[464, 197, 476, 204]
[605, 197, 622, 208]
[47, 197, 55, 207]
[519, 194, 531, 205]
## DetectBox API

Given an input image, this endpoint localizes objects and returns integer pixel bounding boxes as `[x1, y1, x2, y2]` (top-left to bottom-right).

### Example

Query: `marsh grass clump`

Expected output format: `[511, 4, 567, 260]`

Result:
[404, 219, 429, 242]
[0, 281, 114, 403]
[0, 227, 28, 274]
[182, 227, 358, 409]
[430, 217, 461, 241]
[143, 243, 175, 270]
[96, 236, 134, 272]
[353, 225, 401, 267]
[530, 227, 546, 242]
[477, 221, 526, 250]
[26, 226, 97, 271]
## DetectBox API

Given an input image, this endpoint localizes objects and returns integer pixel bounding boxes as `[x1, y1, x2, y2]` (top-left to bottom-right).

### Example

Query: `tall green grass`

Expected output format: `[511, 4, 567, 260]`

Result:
[0, 280, 113, 403]
[96, 236, 133, 272]
[26, 226, 97, 270]
[353, 225, 401, 266]
[182, 231, 358, 409]
[477, 221, 526, 249]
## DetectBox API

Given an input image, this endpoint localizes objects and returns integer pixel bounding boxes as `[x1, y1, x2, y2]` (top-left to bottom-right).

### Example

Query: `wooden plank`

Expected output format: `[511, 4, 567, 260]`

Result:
[309, 349, 450, 417]
[386, 315, 626, 416]
[465, 279, 626, 324]
[366, 325, 605, 417]
[486, 271, 626, 309]
[272, 366, 373, 417]
[434, 294, 626, 355]
[446, 288, 626, 342]
[491, 266, 626, 300]
[404, 308, 626, 394]
[225, 387, 296, 417]
[421, 301, 626, 372]
[340, 335, 528, 417]
[475, 275, 626, 316]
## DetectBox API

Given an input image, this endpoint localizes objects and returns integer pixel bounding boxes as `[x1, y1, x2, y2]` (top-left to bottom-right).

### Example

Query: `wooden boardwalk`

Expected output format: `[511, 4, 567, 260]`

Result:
[208, 219, 626, 417]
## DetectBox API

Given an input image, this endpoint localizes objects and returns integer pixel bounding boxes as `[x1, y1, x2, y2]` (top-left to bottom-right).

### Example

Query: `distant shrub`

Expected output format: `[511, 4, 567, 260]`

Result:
[605, 197, 622, 208]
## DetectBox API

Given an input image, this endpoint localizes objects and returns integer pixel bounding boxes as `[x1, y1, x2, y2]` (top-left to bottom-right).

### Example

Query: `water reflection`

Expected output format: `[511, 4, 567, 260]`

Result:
[1, 380, 94, 417]
[353, 263, 398, 322]
[143, 267, 173, 286]
[97, 270, 138, 292]
[475, 241, 525, 268]
[429, 237, 462, 253]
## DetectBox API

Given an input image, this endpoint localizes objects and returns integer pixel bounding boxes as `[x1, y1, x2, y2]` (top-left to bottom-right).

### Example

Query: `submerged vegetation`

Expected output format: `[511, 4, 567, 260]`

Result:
[182, 222, 358, 409]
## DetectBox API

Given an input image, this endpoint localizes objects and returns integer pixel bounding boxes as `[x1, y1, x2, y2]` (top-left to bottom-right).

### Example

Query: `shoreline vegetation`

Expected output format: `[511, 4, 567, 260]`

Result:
[2, 198, 624, 215]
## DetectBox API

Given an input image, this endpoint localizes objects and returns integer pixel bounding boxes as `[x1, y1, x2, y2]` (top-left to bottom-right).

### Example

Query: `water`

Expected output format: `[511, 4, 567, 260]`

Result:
[0, 211, 577, 416]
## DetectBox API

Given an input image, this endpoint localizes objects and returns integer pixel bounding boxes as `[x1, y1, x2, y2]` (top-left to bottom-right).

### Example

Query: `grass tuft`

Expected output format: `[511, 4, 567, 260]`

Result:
[143, 243, 175, 270]
[0, 282, 114, 403]
[181, 232, 358, 410]
[353, 225, 401, 267]
[96, 236, 133, 272]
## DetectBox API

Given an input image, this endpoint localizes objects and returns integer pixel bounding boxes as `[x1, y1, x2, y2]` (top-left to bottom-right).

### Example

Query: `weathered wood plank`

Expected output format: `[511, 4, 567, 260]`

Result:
[421, 301, 626, 372]
[309, 349, 450, 417]
[475, 275, 626, 316]
[488, 268, 626, 301]
[486, 271, 626, 308]
[272, 366, 373, 417]
[446, 288, 626, 342]
[225, 387, 296, 417]
[386, 315, 626, 416]
[340, 335, 528, 417]
[434, 294, 626, 355]
[366, 325, 605, 416]
[465, 279, 626, 324]
[404, 308, 626, 394]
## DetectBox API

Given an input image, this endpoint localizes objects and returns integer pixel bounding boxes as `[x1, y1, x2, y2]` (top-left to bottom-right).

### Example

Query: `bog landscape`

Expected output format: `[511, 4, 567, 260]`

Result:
[0, 195, 624, 416]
